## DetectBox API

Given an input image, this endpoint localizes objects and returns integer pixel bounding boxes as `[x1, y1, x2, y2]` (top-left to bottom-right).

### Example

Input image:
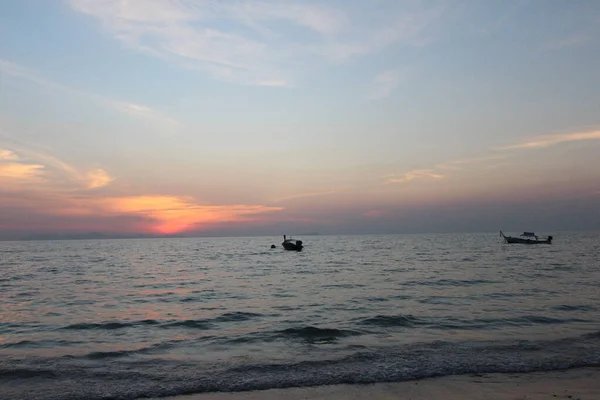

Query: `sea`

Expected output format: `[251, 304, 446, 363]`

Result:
[1, 232, 600, 400]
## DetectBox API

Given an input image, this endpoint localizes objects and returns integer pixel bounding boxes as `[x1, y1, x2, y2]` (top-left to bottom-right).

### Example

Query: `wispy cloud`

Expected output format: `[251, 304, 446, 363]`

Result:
[273, 188, 342, 203]
[0, 139, 114, 190]
[316, 5, 444, 62]
[499, 130, 600, 150]
[0, 149, 19, 160]
[0, 59, 65, 90]
[68, 0, 442, 86]
[229, 2, 348, 36]
[0, 163, 45, 181]
[449, 154, 510, 166]
[367, 69, 401, 100]
[0, 146, 46, 184]
[386, 169, 444, 184]
[384, 129, 600, 186]
[545, 34, 589, 50]
[86, 169, 114, 189]
[0, 58, 177, 128]
[255, 80, 294, 88]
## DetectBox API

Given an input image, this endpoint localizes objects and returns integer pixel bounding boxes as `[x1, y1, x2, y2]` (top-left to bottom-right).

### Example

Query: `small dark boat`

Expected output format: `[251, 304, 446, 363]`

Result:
[282, 235, 303, 251]
[500, 231, 553, 244]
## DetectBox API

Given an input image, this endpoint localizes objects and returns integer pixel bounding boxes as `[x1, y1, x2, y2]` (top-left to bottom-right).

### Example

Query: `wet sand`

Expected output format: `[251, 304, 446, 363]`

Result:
[152, 367, 600, 400]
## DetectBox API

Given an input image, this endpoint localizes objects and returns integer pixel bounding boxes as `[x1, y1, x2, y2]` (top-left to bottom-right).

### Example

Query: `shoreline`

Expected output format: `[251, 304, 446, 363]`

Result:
[150, 367, 600, 400]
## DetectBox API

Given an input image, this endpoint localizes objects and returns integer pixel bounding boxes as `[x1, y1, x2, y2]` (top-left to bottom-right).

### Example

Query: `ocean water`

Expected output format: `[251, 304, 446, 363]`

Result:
[1, 232, 600, 400]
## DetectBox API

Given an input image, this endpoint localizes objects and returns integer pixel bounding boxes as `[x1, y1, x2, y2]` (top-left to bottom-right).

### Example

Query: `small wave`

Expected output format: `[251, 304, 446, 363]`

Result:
[432, 278, 497, 286]
[552, 304, 596, 311]
[418, 296, 457, 305]
[161, 320, 214, 329]
[87, 257, 106, 263]
[0, 339, 81, 349]
[160, 312, 262, 328]
[322, 283, 366, 289]
[14, 292, 37, 298]
[0, 274, 35, 282]
[73, 279, 94, 284]
[357, 315, 418, 327]
[402, 278, 495, 287]
[365, 297, 389, 302]
[209, 325, 363, 346]
[0, 368, 57, 379]
[215, 333, 277, 345]
[0, 340, 37, 349]
[276, 326, 361, 342]
[390, 294, 412, 300]
[63, 322, 130, 330]
[272, 293, 295, 298]
[583, 331, 600, 339]
[2, 331, 600, 399]
[84, 349, 141, 359]
[437, 315, 588, 330]
[214, 312, 263, 322]
[273, 305, 300, 310]
[62, 319, 159, 330]
[77, 339, 211, 360]
[354, 314, 587, 330]
[494, 316, 587, 325]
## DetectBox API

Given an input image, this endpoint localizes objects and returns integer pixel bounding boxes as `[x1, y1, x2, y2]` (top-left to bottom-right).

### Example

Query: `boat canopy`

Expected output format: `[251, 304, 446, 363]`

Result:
[521, 232, 536, 237]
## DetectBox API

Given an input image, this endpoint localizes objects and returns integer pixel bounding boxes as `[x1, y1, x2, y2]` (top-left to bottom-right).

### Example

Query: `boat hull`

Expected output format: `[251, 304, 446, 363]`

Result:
[504, 236, 552, 244]
[282, 240, 303, 251]
[500, 231, 552, 244]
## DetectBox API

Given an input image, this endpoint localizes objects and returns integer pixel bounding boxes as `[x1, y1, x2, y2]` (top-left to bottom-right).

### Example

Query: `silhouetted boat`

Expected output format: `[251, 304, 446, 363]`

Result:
[500, 231, 553, 244]
[282, 235, 303, 251]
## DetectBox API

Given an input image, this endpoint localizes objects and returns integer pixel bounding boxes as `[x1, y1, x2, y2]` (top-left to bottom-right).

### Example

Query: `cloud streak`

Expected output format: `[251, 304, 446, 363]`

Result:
[385, 129, 600, 186]
[499, 130, 600, 150]
[86, 169, 114, 189]
[68, 0, 442, 86]
[0, 163, 45, 181]
[367, 69, 401, 100]
[0, 139, 114, 190]
[386, 169, 444, 184]
[545, 34, 589, 50]
[0, 58, 178, 128]
[0, 149, 19, 160]
[272, 188, 342, 203]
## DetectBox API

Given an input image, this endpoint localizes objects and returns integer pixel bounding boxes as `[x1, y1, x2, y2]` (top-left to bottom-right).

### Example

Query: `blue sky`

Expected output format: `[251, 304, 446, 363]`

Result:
[1, 0, 599, 238]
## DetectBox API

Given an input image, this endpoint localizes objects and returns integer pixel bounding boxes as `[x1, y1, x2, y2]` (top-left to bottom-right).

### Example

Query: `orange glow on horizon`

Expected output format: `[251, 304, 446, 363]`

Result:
[102, 195, 283, 234]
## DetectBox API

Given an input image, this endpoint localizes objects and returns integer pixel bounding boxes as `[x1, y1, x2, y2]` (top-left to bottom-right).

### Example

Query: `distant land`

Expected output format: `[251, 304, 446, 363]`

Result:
[1, 229, 595, 242]
[0, 232, 158, 242]
[0, 231, 317, 242]
[0, 227, 327, 241]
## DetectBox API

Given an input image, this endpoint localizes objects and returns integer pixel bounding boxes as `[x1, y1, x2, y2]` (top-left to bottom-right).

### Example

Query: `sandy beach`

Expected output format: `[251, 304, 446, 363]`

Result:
[152, 367, 600, 400]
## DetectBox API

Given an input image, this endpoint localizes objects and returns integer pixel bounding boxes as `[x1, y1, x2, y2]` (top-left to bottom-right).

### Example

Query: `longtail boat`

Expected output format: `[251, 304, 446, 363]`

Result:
[500, 231, 553, 244]
[282, 235, 303, 251]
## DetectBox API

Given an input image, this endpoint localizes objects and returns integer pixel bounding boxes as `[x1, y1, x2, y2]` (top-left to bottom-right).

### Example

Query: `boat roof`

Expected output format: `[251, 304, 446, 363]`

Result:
[521, 232, 536, 237]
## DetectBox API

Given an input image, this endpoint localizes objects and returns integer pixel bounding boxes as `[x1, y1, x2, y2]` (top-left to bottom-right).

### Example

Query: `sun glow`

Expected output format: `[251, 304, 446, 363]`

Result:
[103, 195, 283, 234]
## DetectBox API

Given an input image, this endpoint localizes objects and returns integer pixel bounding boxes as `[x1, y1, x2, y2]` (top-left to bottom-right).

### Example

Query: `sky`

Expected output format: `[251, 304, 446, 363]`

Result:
[1, 0, 599, 239]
